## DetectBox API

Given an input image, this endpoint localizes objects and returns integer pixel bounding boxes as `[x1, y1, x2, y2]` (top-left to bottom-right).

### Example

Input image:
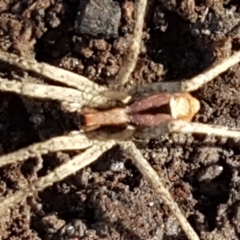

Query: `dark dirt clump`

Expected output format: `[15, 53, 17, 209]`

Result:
[1, 0, 240, 239]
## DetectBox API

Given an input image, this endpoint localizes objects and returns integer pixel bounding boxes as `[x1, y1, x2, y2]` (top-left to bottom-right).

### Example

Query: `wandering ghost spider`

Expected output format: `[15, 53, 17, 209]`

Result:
[1, 0, 240, 239]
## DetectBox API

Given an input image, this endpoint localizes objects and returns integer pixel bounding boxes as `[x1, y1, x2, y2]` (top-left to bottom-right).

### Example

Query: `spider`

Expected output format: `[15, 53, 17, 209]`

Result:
[1, 1, 240, 240]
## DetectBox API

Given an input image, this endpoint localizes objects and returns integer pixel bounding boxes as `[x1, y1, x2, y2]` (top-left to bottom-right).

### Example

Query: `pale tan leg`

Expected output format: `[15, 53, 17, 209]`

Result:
[0, 49, 106, 94]
[0, 132, 94, 168]
[132, 50, 240, 96]
[121, 141, 200, 240]
[134, 120, 240, 139]
[0, 78, 87, 103]
[169, 120, 240, 138]
[0, 77, 114, 108]
[114, 0, 148, 85]
[0, 140, 116, 214]
[0, 127, 135, 168]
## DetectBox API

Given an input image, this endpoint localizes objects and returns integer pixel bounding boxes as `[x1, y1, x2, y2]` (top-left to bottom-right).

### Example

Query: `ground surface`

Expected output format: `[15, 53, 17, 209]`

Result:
[1, 0, 240, 239]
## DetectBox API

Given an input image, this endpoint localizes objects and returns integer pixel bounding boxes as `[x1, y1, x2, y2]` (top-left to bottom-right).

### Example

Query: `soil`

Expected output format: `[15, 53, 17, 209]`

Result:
[1, 0, 240, 239]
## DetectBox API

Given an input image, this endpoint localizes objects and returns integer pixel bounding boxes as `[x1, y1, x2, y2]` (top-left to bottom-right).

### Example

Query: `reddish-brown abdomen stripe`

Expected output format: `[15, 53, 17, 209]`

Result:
[130, 113, 172, 126]
[130, 93, 172, 113]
